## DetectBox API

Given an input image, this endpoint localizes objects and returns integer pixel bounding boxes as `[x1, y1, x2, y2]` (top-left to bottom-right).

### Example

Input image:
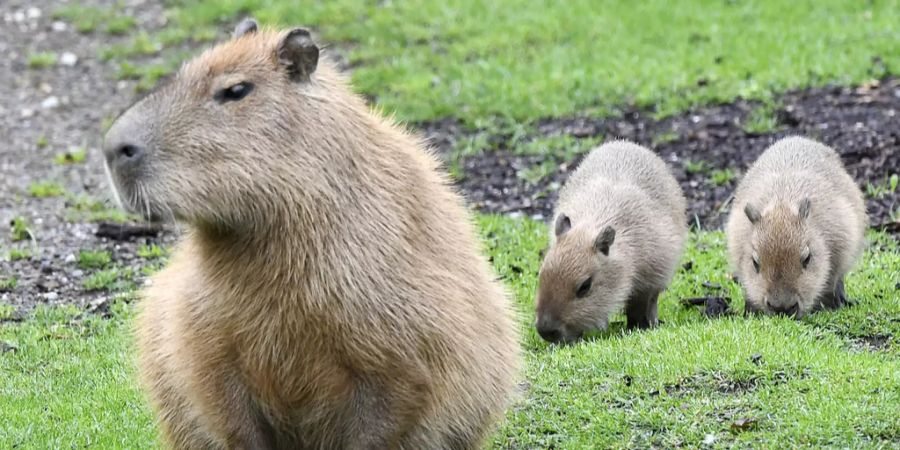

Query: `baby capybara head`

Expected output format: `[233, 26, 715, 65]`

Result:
[103, 20, 331, 230]
[535, 214, 630, 344]
[739, 199, 829, 318]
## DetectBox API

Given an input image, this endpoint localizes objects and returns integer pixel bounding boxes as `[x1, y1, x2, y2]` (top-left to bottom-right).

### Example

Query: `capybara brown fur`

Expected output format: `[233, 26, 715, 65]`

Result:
[535, 141, 687, 343]
[726, 136, 866, 318]
[102, 20, 519, 449]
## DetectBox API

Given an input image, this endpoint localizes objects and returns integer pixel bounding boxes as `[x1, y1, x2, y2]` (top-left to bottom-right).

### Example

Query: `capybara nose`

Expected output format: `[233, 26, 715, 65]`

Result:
[537, 326, 562, 343]
[767, 299, 799, 316]
[104, 141, 145, 171]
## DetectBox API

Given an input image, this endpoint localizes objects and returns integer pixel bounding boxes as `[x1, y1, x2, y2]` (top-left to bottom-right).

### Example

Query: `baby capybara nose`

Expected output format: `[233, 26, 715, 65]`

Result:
[537, 326, 562, 343]
[103, 138, 145, 172]
[767, 299, 799, 316]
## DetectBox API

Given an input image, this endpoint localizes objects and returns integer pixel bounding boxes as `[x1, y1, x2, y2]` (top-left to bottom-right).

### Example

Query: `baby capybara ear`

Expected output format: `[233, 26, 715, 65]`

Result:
[277, 28, 319, 82]
[554, 214, 571, 237]
[233, 18, 258, 38]
[744, 203, 761, 224]
[594, 225, 615, 256]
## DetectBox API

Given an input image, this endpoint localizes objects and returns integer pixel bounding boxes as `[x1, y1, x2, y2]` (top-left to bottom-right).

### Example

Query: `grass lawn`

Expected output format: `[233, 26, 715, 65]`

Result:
[2, 218, 899, 448]
[106, 0, 900, 122]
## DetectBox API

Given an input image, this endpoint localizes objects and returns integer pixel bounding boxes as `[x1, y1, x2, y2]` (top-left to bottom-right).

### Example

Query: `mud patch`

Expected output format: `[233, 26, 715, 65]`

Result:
[422, 79, 900, 229]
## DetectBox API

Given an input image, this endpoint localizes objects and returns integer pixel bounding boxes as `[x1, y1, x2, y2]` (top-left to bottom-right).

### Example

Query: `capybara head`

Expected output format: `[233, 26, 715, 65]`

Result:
[739, 198, 829, 317]
[102, 20, 334, 231]
[535, 214, 630, 344]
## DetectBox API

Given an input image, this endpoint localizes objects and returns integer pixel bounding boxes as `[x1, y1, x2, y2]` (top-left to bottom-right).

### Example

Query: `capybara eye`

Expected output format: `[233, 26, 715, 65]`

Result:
[575, 277, 593, 298]
[752, 256, 760, 273]
[215, 82, 254, 103]
[802, 251, 812, 269]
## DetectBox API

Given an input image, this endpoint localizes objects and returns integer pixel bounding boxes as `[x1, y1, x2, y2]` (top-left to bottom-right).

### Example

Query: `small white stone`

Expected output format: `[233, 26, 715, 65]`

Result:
[65, 254, 76, 264]
[72, 270, 84, 278]
[44, 292, 59, 301]
[26, 8, 42, 19]
[41, 96, 60, 109]
[20, 108, 35, 118]
[51, 21, 66, 32]
[144, 279, 153, 287]
[59, 52, 77, 66]
[39, 83, 53, 94]
[12, 11, 25, 22]
[702, 434, 716, 445]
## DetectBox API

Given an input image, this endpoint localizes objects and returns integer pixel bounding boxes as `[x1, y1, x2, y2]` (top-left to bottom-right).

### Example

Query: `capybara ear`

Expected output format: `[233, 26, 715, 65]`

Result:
[594, 225, 615, 256]
[797, 198, 811, 220]
[233, 18, 258, 38]
[277, 28, 319, 82]
[554, 214, 571, 237]
[744, 203, 761, 224]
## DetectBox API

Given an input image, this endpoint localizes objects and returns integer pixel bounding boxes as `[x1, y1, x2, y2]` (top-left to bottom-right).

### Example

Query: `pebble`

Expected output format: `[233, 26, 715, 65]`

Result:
[41, 96, 60, 109]
[72, 270, 84, 278]
[44, 292, 59, 301]
[26, 8, 41, 19]
[40, 83, 53, 94]
[12, 11, 25, 22]
[702, 434, 716, 445]
[51, 21, 66, 32]
[64, 254, 76, 264]
[20, 108, 35, 118]
[60, 52, 78, 67]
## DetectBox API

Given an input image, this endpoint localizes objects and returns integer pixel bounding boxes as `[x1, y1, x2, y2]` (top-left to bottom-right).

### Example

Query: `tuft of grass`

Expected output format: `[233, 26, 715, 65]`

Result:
[136, 244, 166, 260]
[82, 267, 134, 292]
[54, 148, 87, 165]
[27, 182, 65, 199]
[0, 276, 16, 292]
[7, 248, 32, 262]
[104, 16, 137, 35]
[27, 52, 58, 69]
[53, 5, 107, 34]
[35, 135, 49, 149]
[65, 195, 133, 224]
[710, 168, 737, 186]
[683, 159, 711, 175]
[652, 130, 679, 146]
[866, 173, 899, 199]
[10, 217, 32, 242]
[742, 101, 781, 134]
[77, 250, 111, 270]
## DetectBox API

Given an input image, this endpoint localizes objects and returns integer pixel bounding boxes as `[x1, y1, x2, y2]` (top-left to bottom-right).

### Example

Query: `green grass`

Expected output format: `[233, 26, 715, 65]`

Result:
[65, 195, 134, 224]
[10, 217, 32, 242]
[7, 248, 32, 262]
[0, 306, 155, 448]
[27, 181, 65, 198]
[54, 148, 87, 165]
[136, 244, 166, 260]
[0, 276, 16, 292]
[27, 52, 58, 69]
[77, 250, 111, 270]
[110, 0, 900, 122]
[82, 267, 134, 292]
[683, 159, 711, 175]
[1, 218, 898, 448]
[710, 168, 737, 186]
[742, 101, 782, 134]
[36, 135, 49, 149]
[866, 173, 899, 199]
[105, 16, 137, 35]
